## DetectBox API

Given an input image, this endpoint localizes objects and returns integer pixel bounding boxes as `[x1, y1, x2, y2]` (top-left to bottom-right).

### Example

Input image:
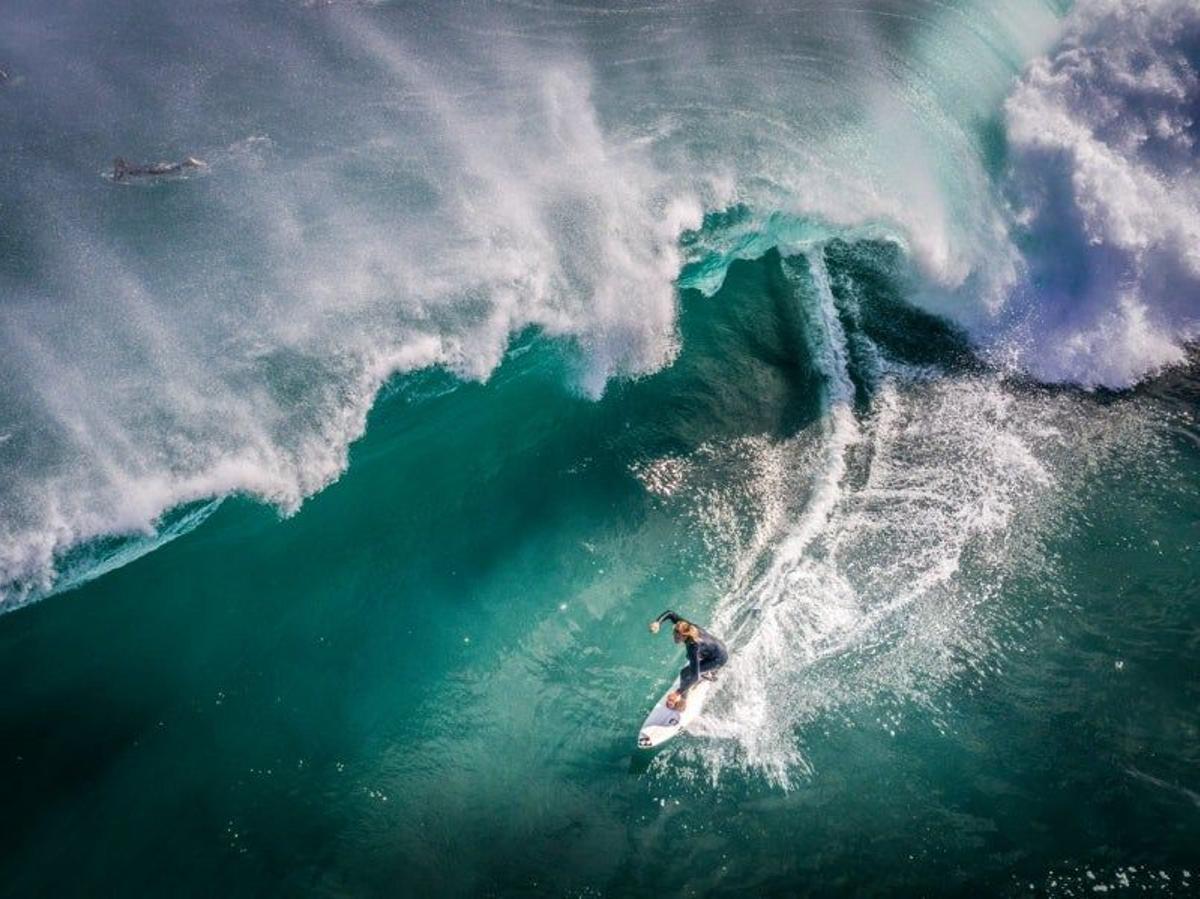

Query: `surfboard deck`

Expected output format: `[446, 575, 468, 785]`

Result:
[637, 675, 714, 749]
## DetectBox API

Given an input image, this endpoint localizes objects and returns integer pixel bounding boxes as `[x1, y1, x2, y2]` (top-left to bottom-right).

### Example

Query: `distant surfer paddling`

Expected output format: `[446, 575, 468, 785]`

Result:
[648, 611, 728, 711]
[112, 156, 206, 181]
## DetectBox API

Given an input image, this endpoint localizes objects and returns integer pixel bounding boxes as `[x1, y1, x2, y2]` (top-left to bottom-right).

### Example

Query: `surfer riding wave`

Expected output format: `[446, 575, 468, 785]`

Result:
[649, 611, 728, 711]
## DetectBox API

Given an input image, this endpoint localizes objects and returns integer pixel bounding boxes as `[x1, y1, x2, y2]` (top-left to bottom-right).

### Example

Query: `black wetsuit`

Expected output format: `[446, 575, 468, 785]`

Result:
[654, 610, 729, 695]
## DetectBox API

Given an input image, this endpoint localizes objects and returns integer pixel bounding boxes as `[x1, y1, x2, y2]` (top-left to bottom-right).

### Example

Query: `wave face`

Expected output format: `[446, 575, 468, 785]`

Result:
[0, 0, 1196, 605]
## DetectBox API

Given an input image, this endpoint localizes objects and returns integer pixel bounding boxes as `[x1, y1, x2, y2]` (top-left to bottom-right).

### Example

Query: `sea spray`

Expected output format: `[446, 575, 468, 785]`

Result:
[0, 0, 1194, 612]
[668, 247, 1143, 787]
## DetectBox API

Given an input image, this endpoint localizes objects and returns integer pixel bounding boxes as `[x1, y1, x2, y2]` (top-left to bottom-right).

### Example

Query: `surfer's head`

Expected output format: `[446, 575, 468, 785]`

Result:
[673, 620, 700, 643]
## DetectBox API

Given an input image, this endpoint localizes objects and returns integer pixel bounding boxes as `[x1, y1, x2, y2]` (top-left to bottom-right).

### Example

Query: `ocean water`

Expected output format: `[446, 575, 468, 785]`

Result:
[1, 0, 1199, 896]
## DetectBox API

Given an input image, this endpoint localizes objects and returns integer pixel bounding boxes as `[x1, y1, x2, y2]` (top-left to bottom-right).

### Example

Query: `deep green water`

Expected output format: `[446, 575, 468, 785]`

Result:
[1, 249, 1197, 897]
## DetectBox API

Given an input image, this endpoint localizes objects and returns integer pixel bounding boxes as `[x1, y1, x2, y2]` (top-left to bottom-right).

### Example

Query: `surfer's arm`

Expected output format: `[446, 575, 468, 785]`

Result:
[648, 610, 681, 633]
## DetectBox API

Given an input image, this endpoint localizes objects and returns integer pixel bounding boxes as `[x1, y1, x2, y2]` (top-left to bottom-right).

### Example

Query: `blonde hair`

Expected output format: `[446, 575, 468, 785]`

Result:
[673, 620, 701, 642]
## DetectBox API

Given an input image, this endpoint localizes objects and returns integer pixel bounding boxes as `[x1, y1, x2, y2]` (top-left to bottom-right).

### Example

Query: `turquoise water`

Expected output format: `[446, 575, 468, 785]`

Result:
[3, 248, 1198, 896]
[2, 0, 1200, 895]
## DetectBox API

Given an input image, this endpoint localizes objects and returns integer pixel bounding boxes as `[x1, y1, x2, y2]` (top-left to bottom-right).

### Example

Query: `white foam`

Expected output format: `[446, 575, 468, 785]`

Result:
[997, 0, 1200, 387]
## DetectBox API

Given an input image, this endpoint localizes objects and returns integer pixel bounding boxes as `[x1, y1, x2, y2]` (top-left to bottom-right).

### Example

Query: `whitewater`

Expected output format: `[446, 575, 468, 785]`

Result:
[1, 0, 1197, 610]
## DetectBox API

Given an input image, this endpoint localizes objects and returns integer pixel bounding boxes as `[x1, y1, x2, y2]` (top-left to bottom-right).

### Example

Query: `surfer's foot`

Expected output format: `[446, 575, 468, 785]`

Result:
[702, 671, 718, 682]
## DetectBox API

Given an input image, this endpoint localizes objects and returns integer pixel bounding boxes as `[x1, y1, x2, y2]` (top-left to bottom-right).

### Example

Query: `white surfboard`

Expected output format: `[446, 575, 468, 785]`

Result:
[637, 675, 715, 749]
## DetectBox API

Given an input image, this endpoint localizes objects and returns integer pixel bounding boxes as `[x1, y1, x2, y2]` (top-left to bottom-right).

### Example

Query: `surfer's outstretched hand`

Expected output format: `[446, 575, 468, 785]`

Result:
[648, 620, 661, 634]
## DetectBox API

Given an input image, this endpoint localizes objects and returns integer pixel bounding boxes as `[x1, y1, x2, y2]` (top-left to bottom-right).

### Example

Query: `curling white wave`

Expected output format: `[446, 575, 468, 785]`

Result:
[0, 0, 1195, 607]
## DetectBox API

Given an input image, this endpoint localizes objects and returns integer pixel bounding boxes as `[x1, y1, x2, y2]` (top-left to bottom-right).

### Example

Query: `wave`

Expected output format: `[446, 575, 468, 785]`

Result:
[0, 0, 1196, 607]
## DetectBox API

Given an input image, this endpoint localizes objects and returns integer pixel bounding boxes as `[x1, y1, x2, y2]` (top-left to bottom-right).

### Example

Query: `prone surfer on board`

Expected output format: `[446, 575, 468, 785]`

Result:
[648, 611, 728, 712]
[112, 156, 207, 181]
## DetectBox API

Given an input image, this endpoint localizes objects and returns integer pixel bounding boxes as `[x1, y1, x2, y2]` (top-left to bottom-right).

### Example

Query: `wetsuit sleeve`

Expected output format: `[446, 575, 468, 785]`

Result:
[654, 610, 682, 626]
[680, 642, 701, 695]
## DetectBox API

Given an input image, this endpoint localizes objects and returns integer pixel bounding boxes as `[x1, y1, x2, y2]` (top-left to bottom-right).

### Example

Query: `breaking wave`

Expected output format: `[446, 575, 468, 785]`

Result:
[0, 0, 1196, 608]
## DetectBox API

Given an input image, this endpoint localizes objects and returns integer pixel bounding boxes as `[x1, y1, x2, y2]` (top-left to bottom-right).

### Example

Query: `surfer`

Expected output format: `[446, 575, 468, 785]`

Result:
[648, 611, 728, 711]
[112, 156, 206, 181]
